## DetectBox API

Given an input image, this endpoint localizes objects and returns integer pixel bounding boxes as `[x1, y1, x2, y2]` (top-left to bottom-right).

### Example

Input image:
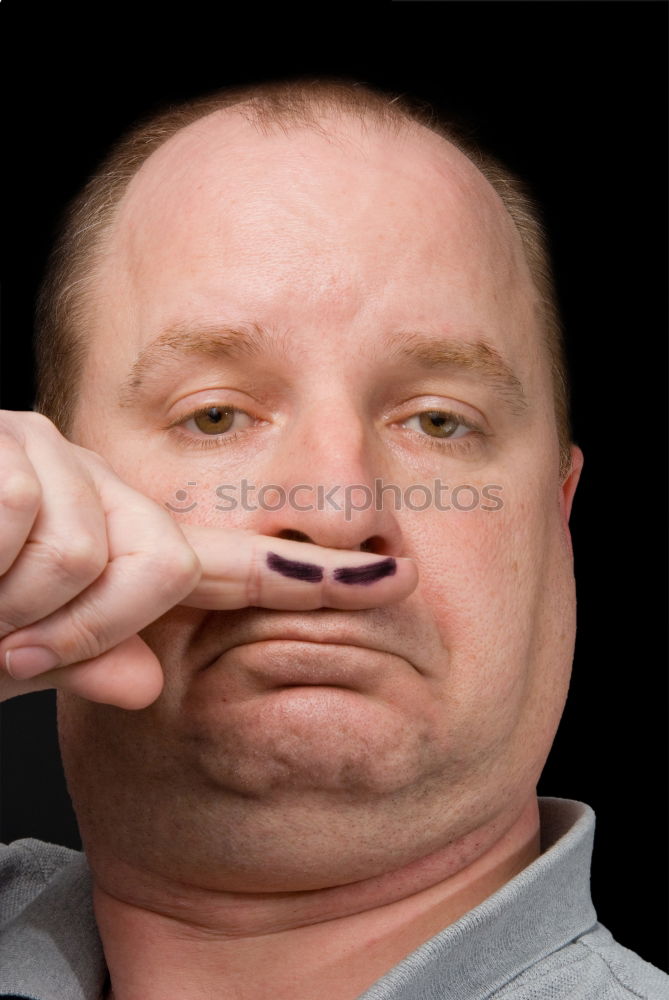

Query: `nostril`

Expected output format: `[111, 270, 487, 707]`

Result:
[361, 535, 385, 554]
[276, 529, 314, 544]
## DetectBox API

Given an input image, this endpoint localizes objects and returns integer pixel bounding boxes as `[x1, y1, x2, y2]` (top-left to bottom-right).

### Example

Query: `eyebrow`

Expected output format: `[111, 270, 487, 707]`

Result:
[118, 321, 527, 415]
[118, 322, 280, 407]
[386, 331, 528, 415]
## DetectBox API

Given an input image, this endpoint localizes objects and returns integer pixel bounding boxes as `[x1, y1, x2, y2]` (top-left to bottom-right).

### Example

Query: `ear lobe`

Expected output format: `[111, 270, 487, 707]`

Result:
[561, 444, 584, 522]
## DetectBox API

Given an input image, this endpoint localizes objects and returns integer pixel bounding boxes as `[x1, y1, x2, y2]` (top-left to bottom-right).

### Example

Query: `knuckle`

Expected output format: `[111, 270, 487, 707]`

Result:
[0, 409, 48, 438]
[148, 543, 201, 602]
[34, 534, 107, 585]
[72, 444, 111, 470]
[0, 613, 23, 637]
[0, 470, 42, 515]
[25, 410, 59, 433]
[21, 411, 63, 443]
[246, 550, 262, 608]
[61, 602, 109, 662]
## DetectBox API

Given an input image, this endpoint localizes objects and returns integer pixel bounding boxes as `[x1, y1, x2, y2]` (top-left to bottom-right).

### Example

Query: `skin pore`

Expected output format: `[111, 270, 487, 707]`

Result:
[58, 109, 582, 999]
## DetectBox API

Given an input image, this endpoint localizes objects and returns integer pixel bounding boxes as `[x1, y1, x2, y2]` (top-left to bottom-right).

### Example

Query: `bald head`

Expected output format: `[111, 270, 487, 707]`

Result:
[34, 80, 571, 474]
[103, 107, 534, 344]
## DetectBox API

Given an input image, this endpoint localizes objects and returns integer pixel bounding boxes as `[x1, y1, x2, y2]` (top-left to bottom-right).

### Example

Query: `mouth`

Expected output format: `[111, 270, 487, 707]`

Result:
[186, 606, 434, 698]
[202, 635, 400, 690]
[199, 615, 396, 666]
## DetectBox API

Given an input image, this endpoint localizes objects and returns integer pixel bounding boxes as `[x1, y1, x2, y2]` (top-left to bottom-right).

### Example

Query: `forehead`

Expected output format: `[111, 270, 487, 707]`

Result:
[119, 105, 505, 219]
[113, 108, 526, 272]
[96, 108, 540, 376]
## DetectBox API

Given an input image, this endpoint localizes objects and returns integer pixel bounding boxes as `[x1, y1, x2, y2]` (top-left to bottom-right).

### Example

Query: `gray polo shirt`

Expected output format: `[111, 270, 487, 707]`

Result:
[1, 797, 667, 999]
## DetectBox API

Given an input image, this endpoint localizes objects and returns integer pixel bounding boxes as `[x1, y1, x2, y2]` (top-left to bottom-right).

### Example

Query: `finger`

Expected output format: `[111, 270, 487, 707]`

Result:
[52, 635, 164, 709]
[180, 525, 419, 611]
[3, 635, 164, 709]
[0, 428, 42, 577]
[0, 433, 109, 637]
[0, 467, 201, 678]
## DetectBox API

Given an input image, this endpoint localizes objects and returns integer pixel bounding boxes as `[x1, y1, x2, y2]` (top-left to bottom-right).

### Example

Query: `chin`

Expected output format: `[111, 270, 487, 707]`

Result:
[179, 684, 440, 801]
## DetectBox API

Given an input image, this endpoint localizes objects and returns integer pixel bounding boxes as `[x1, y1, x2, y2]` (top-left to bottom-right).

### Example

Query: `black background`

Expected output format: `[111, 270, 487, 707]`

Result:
[1, 0, 668, 975]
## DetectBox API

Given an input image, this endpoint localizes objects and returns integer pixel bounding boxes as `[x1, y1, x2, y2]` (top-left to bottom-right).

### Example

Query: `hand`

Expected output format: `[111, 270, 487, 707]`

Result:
[0, 412, 418, 709]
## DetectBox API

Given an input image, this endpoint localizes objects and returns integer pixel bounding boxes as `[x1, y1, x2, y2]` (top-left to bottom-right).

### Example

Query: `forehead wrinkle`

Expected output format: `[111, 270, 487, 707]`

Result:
[117, 322, 289, 407]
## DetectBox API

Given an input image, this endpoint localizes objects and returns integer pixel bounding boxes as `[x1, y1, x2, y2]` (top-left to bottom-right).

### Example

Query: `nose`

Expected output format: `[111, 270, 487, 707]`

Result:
[250, 400, 406, 557]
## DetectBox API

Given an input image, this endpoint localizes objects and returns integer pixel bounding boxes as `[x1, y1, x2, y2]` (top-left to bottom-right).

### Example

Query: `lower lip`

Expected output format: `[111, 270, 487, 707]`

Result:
[202, 639, 389, 692]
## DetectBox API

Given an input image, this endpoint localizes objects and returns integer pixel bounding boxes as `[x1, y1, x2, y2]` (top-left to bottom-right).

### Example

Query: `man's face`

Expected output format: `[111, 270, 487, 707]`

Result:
[60, 111, 581, 891]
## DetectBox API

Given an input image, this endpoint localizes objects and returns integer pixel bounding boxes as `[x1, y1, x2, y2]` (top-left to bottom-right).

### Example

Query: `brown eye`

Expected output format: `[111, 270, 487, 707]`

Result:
[192, 407, 235, 434]
[417, 411, 461, 438]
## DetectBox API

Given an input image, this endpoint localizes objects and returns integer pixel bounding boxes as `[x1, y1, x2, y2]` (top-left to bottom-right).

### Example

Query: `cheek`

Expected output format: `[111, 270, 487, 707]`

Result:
[409, 488, 568, 724]
[413, 497, 539, 626]
[85, 433, 253, 531]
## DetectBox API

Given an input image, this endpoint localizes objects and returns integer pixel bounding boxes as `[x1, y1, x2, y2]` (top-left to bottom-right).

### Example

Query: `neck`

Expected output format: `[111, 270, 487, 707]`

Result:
[97, 796, 540, 1000]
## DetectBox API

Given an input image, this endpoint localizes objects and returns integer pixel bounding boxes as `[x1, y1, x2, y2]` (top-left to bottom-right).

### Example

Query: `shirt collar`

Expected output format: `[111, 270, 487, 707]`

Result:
[1, 848, 106, 1000]
[1, 797, 596, 1000]
[358, 797, 598, 999]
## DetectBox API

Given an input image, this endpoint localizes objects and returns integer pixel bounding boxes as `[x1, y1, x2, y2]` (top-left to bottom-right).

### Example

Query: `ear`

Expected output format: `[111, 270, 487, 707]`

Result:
[560, 444, 584, 522]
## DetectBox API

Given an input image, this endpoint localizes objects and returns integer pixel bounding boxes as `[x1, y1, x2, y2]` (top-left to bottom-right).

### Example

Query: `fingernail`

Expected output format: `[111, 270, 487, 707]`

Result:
[5, 646, 60, 679]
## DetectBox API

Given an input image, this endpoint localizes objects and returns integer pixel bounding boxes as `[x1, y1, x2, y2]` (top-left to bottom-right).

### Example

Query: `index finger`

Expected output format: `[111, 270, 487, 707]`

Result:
[180, 526, 418, 611]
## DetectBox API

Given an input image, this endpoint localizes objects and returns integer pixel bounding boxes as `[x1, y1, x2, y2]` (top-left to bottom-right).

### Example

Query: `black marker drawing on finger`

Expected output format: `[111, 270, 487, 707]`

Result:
[266, 552, 324, 582]
[333, 558, 396, 585]
[266, 552, 397, 586]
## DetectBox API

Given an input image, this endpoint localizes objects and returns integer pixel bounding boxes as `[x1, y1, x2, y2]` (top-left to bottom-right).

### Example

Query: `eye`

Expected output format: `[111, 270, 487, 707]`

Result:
[402, 410, 472, 440]
[182, 406, 254, 436]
